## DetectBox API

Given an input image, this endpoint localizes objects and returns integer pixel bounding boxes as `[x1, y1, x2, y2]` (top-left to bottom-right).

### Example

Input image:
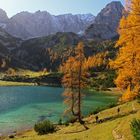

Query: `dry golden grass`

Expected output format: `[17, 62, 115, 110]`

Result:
[0, 80, 34, 86]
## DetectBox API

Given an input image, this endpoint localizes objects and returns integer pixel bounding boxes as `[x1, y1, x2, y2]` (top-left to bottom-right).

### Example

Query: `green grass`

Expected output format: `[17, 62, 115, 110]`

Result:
[9, 100, 140, 140]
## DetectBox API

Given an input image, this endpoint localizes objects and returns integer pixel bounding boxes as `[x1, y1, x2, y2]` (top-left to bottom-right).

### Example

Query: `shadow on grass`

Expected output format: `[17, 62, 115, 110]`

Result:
[93, 110, 138, 124]
[62, 110, 138, 134]
[64, 128, 88, 134]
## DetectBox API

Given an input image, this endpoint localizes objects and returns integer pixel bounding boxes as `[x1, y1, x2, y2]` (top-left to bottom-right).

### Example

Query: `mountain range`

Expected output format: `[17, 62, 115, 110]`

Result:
[0, 1, 124, 71]
[0, 9, 95, 39]
[0, 1, 124, 40]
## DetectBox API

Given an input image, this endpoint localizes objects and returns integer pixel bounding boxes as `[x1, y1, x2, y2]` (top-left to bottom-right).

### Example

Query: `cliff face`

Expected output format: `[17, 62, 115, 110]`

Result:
[0, 9, 9, 22]
[0, 9, 95, 39]
[85, 1, 124, 40]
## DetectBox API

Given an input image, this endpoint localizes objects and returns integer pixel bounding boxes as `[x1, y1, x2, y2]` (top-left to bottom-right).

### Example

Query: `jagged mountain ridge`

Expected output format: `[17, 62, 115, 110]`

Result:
[0, 10, 95, 39]
[85, 1, 124, 40]
[0, 1, 124, 40]
[0, 1, 124, 71]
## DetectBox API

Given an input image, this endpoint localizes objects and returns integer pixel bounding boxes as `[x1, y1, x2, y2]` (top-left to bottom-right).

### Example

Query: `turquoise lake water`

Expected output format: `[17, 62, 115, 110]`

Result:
[0, 86, 118, 134]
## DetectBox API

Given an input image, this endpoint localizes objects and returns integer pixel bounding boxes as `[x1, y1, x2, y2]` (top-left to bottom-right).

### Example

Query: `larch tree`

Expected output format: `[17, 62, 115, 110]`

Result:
[60, 56, 77, 116]
[110, 0, 140, 102]
[60, 42, 89, 126]
[86, 52, 108, 70]
[74, 42, 87, 123]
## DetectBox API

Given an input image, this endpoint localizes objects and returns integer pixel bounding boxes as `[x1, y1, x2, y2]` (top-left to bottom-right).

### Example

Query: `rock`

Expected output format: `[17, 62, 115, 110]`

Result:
[85, 1, 124, 40]
[9, 135, 15, 138]
[0, 9, 95, 39]
[8, 131, 17, 139]
[0, 9, 9, 22]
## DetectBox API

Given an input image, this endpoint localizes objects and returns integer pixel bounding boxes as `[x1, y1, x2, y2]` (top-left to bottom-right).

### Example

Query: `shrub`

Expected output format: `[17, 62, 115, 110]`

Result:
[131, 119, 140, 140]
[34, 120, 55, 135]
[58, 118, 62, 125]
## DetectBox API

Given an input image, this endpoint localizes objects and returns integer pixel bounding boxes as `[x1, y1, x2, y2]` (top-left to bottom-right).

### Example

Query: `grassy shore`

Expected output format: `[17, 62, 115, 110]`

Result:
[7, 100, 140, 140]
[0, 80, 34, 86]
[0, 69, 49, 79]
[0, 69, 49, 86]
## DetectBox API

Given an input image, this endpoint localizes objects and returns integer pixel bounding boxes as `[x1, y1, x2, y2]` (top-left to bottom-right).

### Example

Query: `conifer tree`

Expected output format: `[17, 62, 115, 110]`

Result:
[110, 0, 140, 101]
[60, 42, 89, 125]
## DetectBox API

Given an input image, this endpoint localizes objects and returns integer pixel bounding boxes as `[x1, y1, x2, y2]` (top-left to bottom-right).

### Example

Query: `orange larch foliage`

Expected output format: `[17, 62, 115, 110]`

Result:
[86, 52, 108, 70]
[60, 42, 89, 123]
[110, 0, 140, 102]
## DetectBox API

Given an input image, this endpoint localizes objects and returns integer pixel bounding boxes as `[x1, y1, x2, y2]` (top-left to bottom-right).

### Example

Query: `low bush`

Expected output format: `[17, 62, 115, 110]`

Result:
[58, 118, 62, 125]
[131, 119, 140, 140]
[34, 120, 55, 135]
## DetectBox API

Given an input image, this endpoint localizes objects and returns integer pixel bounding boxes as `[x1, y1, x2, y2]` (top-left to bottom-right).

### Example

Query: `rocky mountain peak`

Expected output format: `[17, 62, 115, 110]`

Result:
[106, 1, 123, 8]
[35, 10, 52, 16]
[77, 14, 95, 23]
[11, 11, 32, 19]
[95, 1, 124, 24]
[4, 10, 95, 39]
[0, 9, 9, 22]
[85, 1, 124, 40]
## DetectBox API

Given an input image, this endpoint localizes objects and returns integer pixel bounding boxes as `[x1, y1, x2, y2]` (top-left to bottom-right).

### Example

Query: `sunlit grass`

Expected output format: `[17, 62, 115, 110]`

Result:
[9, 69, 49, 78]
[0, 69, 50, 86]
[11, 100, 140, 140]
[0, 80, 34, 86]
[0, 69, 49, 79]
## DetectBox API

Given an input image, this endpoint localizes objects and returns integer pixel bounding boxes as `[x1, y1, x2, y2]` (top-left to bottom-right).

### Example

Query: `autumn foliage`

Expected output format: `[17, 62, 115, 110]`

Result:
[110, 0, 140, 101]
[60, 42, 88, 123]
[86, 52, 109, 70]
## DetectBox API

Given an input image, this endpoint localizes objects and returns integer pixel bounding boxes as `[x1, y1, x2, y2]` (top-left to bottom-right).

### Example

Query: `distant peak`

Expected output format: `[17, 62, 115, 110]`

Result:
[0, 8, 8, 21]
[97, 1, 124, 17]
[109, 1, 122, 4]
[35, 10, 50, 14]
[0, 8, 6, 13]
[106, 1, 123, 8]
[59, 13, 73, 16]
[17, 11, 31, 15]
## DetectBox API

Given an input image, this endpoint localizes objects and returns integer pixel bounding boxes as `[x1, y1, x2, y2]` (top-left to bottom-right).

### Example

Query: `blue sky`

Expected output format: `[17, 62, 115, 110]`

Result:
[0, 0, 124, 17]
